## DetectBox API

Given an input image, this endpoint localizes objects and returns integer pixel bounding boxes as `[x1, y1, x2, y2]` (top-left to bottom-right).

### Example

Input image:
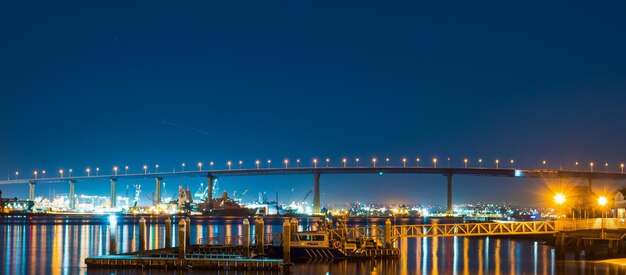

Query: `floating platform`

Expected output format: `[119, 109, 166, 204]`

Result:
[85, 254, 283, 270]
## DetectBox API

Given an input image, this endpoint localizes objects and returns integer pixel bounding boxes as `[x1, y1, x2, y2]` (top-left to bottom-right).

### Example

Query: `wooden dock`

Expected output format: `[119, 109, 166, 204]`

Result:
[85, 254, 283, 270]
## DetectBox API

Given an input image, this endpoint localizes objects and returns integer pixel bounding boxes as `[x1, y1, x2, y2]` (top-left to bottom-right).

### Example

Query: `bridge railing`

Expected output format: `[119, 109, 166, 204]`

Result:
[555, 218, 626, 231]
[390, 221, 557, 239]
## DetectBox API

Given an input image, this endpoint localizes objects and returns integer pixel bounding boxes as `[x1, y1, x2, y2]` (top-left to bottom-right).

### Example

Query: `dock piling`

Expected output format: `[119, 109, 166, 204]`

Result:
[243, 218, 250, 257]
[385, 218, 392, 248]
[185, 216, 191, 247]
[283, 219, 291, 265]
[139, 217, 146, 252]
[178, 219, 186, 259]
[290, 217, 298, 233]
[255, 217, 265, 256]
[165, 217, 172, 248]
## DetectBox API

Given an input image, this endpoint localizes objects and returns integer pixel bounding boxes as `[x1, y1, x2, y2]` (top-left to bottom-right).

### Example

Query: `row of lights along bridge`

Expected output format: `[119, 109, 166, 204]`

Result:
[14, 158, 626, 180]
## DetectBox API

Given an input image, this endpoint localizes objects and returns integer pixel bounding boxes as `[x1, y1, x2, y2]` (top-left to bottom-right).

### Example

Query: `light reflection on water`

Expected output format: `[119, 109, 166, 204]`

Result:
[1, 222, 626, 274]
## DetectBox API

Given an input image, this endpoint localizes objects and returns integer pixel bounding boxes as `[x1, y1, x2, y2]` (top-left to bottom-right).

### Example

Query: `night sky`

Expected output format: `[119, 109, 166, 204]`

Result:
[2, 2, 626, 207]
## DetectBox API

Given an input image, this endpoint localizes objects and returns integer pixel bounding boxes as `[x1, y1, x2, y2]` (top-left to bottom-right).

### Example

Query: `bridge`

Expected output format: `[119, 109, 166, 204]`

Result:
[2, 165, 626, 214]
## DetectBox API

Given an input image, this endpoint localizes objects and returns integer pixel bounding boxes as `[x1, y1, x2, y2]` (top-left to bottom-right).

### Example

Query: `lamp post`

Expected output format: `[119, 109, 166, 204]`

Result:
[554, 193, 566, 219]
[510, 159, 514, 168]
[143, 165, 147, 174]
[34, 171, 38, 180]
[542, 160, 547, 168]
[15, 171, 18, 180]
[416, 158, 420, 167]
[402, 158, 407, 168]
[386, 158, 390, 167]
[464, 158, 468, 168]
[96, 167, 100, 176]
[342, 158, 347, 168]
[86, 168, 90, 177]
[598, 196, 608, 238]
[296, 159, 300, 168]
[495, 159, 500, 169]
[181, 163, 185, 172]
[227, 161, 232, 170]
[356, 158, 360, 167]
[590, 162, 594, 172]
[313, 158, 318, 168]
[255, 160, 260, 169]
[125, 166, 129, 175]
[42, 170, 46, 179]
[155, 164, 159, 173]
[267, 160, 271, 168]
[114, 166, 118, 176]
[575, 162, 579, 171]
[210, 162, 214, 170]
[433, 158, 437, 168]
[239, 160, 243, 169]
[621, 163, 624, 174]
[605, 163, 609, 173]
[69, 169, 72, 177]
[372, 158, 377, 167]
[59, 169, 64, 178]
[284, 159, 289, 168]
[478, 159, 482, 168]
[326, 158, 330, 167]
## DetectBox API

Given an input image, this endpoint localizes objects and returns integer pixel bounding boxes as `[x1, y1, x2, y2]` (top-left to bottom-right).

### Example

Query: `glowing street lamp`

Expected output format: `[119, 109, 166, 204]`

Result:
[495, 159, 500, 169]
[621, 163, 624, 174]
[284, 159, 289, 168]
[113, 166, 118, 176]
[239, 160, 243, 169]
[575, 162, 579, 170]
[296, 159, 300, 168]
[447, 157, 451, 167]
[372, 158, 377, 167]
[86, 168, 91, 177]
[542, 160, 547, 168]
[464, 158, 468, 168]
[96, 167, 100, 176]
[313, 158, 318, 168]
[605, 162, 609, 172]
[386, 158, 390, 167]
[590, 162, 594, 172]
[125, 166, 129, 175]
[356, 158, 360, 167]
[402, 158, 407, 168]
[34, 171, 38, 180]
[69, 169, 73, 177]
[416, 158, 420, 167]
[433, 158, 437, 168]
[42, 170, 46, 179]
[598, 196, 608, 207]
[181, 163, 186, 172]
[510, 159, 515, 167]
[15, 171, 18, 180]
[326, 158, 330, 167]
[599, 195, 608, 237]
[227, 161, 232, 170]
[267, 159, 271, 168]
[210, 162, 214, 170]
[478, 158, 483, 168]
[59, 169, 64, 178]
[554, 193, 566, 205]
[342, 158, 347, 168]
[143, 165, 148, 174]
[255, 160, 260, 169]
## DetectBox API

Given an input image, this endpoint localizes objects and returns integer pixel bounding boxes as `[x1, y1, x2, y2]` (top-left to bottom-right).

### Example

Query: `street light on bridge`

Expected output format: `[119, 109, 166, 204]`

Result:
[542, 160, 547, 168]
[402, 158, 407, 168]
[267, 159, 271, 168]
[385, 158, 390, 167]
[255, 160, 260, 169]
[433, 158, 437, 168]
[59, 169, 64, 178]
[313, 158, 318, 168]
[356, 158, 360, 167]
[575, 162, 579, 170]
[96, 167, 99, 176]
[227, 161, 232, 170]
[15, 171, 18, 180]
[510, 159, 514, 168]
[155, 164, 159, 173]
[210, 162, 214, 170]
[416, 158, 420, 167]
[143, 165, 147, 174]
[284, 159, 288, 168]
[34, 171, 38, 180]
[125, 166, 129, 175]
[181, 163, 185, 172]
[621, 163, 624, 174]
[372, 158, 377, 167]
[605, 162, 609, 172]
[239, 160, 243, 169]
[495, 159, 499, 169]
[113, 166, 118, 176]
[464, 158, 468, 168]
[68, 169, 72, 177]
[296, 159, 300, 168]
[42, 170, 46, 179]
[478, 158, 482, 168]
[197, 162, 202, 171]
[326, 158, 330, 167]
[86, 168, 90, 177]
[342, 158, 347, 168]
[590, 162, 594, 172]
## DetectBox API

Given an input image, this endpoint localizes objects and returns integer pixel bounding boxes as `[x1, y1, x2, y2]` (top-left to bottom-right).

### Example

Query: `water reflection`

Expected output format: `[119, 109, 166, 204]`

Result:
[1, 222, 626, 274]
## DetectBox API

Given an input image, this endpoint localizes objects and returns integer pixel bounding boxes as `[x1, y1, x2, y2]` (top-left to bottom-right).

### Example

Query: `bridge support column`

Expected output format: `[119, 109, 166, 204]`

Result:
[587, 178, 593, 193]
[28, 182, 35, 201]
[314, 173, 320, 213]
[69, 180, 76, 210]
[155, 177, 162, 206]
[110, 178, 117, 208]
[206, 175, 214, 209]
[385, 218, 392, 248]
[446, 174, 453, 216]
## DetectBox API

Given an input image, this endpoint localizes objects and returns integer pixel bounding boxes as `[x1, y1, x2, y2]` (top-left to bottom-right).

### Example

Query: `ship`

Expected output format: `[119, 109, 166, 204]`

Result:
[200, 191, 257, 217]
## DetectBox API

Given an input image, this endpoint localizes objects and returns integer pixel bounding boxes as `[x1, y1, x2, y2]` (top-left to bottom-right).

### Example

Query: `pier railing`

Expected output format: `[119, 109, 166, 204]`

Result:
[198, 233, 283, 247]
[554, 218, 626, 231]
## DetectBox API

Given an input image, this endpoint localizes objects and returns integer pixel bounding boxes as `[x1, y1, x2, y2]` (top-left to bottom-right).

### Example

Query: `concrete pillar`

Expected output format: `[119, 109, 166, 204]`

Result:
[255, 217, 265, 255]
[385, 218, 392, 248]
[28, 182, 35, 201]
[185, 216, 191, 248]
[314, 173, 321, 213]
[446, 174, 453, 216]
[206, 175, 214, 209]
[588, 178, 593, 193]
[165, 217, 172, 248]
[110, 178, 117, 208]
[69, 180, 76, 210]
[243, 218, 250, 257]
[178, 219, 186, 259]
[283, 219, 291, 264]
[155, 177, 162, 206]
[139, 217, 146, 252]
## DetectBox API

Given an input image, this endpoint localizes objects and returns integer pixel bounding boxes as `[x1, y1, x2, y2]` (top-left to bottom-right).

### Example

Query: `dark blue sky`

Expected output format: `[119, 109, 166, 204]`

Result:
[1, 2, 626, 206]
